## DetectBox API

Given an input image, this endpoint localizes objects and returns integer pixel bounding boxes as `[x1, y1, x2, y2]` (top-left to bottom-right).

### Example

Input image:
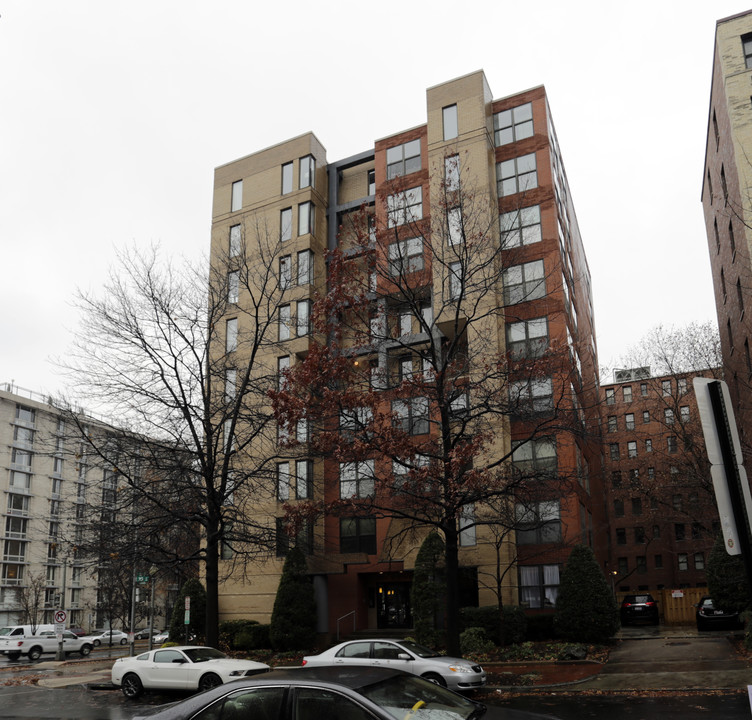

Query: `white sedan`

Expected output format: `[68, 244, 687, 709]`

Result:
[302, 639, 486, 691]
[111, 645, 270, 698]
[91, 629, 129, 646]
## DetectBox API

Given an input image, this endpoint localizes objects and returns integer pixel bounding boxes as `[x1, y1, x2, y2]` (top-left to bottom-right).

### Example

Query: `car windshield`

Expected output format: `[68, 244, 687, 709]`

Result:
[183, 647, 226, 663]
[397, 640, 442, 659]
[360, 674, 484, 720]
[0, 628, 14, 637]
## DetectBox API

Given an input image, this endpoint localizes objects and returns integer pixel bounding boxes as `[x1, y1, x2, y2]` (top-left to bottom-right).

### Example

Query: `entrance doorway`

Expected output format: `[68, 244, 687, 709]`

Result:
[376, 583, 412, 629]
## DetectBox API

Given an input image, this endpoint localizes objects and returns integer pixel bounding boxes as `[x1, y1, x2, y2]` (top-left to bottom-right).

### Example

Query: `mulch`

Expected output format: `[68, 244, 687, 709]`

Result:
[484, 661, 603, 687]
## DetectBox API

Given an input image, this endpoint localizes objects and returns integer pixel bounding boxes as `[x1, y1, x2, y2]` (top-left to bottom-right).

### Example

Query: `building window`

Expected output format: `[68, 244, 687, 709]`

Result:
[694, 552, 705, 570]
[280, 208, 292, 242]
[680, 405, 690, 423]
[662, 379, 671, 396]
[678, 553, 688, 571]
[502, 259, 545, 305]
[610, 443, 620, 460]
[506, 317, 548, 359]
[729, 220, 737, 256]
[7, 495, 29, 516]
[279, 255, 291, 290]
[511, 377, 553, 413]
[721, 165, 728, 202]
[340, 517, 376, 554]
[389, 238, 424, 275]
[516, 500, 561, 544]
[228, 271, 239, 304]
[675, 523, 686, 541]
[459, 504, 476, 546]
[667, 436, 677, 454]
[617, 557, 628, 574]
[281, 162, 293, 194]
[368, 169, 375, 196]
[622, 386, 632, 403]
[392, 397, 429, 435]
[298, 202, 314, 236]
[297, 250, 313, 285]
[340, 460, 375, 498]
[387, 187, 423, 227]
[443, 104, 458, 141]
[229, 225, 241, 257]
[15, 405, 35, 425]
[512, 438, 557, 475]
[627, 441, 637, 458]
[497, 153, 537, 197]
[276, 517, 313, 556]
[494, 102, 534, 146]
[518, 564, 559, 609]
[340, 406, 373, 439]
[643, 410, 650, 423]
[645, 439, 652, 453]
[279, 304, 291, 341]
[386, 139, 421, 179]
[612, 471, 622, 488]
[225, 318, 237, 353]
[634, 526, 645, 543]
[447, 207, 463, 245]
[231, 180, 243, 212]
[605, 388, 615, 405]
[640, 382, 648, 396]
[277, 462, 291, 500]
[632, 497, 642, 515]
[297, 300, 311, 336]
[607, 416, 617, 433]
[449, 261, 463, 299]
[300, 155, 315, 189]
[614, 499, 624, 517]
[664, 408, 674, 425]
[500, 205, 542, 247]
[625, 413, 635, 430]
[445, 155, 460, 191]
[225, 369, 236, 402]
[616, 528, 626, 545]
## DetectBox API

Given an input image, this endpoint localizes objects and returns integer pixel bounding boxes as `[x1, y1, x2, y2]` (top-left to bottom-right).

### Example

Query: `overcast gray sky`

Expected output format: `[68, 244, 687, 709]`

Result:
[0, 0, 741, 397]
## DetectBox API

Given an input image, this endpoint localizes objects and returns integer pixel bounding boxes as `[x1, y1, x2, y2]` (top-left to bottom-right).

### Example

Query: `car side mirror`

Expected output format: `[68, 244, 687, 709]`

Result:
[172, 658, 187, 664]
[397, 653, 411, 661]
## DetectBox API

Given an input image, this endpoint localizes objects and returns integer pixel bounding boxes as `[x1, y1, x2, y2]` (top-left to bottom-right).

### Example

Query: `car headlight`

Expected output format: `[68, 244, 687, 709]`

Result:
[448, 664, 474, 673]
[229, 670, 244, 677]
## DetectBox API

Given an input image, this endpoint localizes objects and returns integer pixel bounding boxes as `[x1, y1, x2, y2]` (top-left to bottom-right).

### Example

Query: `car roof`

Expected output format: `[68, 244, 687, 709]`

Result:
[251, 665, 411, 688]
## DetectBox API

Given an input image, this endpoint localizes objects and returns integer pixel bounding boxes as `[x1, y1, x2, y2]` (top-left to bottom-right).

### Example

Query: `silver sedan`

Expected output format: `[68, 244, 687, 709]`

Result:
[302, 639, 486, 691]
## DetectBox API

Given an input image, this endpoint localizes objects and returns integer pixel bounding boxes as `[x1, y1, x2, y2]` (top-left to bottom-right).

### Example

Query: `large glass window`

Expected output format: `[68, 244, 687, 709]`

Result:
[519, 564, 559, 609]
[231, 180, 243, 211]
[445, 155, 460, 191]
[297, 250, 313, 285]
[340, 517, 376, 554]
[494, 103, 533, 146]
[298, 202, 314, 236]
[447, 207, 463, 245]
[506, 317, 548, 359]
[510, 377, 553, 413]
[228, 271, 239, 304]
[443, 104, 458, 141]
[297, 300, 311, 336]
[392, 397, 429, 435]
[386, 139, 421, 179]
[296, 460, 312, 499]
[225, 318, 238, 352]
[281, 162, 293, 194]
[503, 260, 545, 305]
[229, 225, 241, 257]
[280, 208, 292, 242]
[497, 153, 537, 197]
[279, 256, 291, 289]
[387, 187, 423, 227]
[744, 33, 752, 69]
[516, 501, 561, 544]
[449, 261, 463, 299]
[512, 438, 557, 475]
[277, 462, 290, 500]
[389, 238, 423, 275]
[340, 460, 375, 498]
[500, 205, 542, 247]
[279, 305, 291, 341]
[299, 155, 315, 189]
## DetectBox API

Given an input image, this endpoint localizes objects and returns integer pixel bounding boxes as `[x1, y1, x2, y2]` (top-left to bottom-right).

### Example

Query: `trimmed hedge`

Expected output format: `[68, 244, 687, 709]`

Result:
[459, 605, 527, 646]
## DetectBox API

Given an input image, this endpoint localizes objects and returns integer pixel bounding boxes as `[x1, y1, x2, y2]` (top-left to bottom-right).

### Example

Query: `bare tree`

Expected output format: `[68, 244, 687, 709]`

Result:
[17, 571, 45, 630]
[56, 232, 292, 646]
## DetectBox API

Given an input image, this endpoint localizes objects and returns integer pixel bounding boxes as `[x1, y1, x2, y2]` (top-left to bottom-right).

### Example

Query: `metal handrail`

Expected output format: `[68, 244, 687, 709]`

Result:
[336, 610, 356, 641]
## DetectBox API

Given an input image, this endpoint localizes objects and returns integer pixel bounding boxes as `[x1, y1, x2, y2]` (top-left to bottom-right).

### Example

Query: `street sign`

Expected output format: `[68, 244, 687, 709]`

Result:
[54, 610, 67, 624]
[136, 573, 150, 584]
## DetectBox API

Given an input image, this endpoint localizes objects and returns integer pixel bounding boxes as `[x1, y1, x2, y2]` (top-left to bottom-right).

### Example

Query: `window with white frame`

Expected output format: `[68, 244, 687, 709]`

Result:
[297, 300, 311, 336]
[497, 153, 537, 197]
[445, 155, 460, 191]
[299, 155, 315, 189]
[499, 205, 542, 247]
[506, 317, 548, 359]
[494, 103, 533, 146]
[447, 207, 463, 245]
[516, 500, 561, 544]
[503, 260, 545, 305]
[443, 104, 458, 141]
[386, 139, 421, 179]
[228, 270, 239, 304]
[280, 208, 292, 242]
[519, 564, 560, 609]
[392, 397, 429, 435]
[389, 238, 423, 275]
[297, 250, 313, 285]
[298, 202, 314, 236]
[279, 304, 291, 341]
[229, 225, 241, 257]
[226, 318, 238, 352]
[231, 180, 243, 211]
[281, 162, 293, 194]
[387, 187, 423, 227]
[340, 460, 375, 498]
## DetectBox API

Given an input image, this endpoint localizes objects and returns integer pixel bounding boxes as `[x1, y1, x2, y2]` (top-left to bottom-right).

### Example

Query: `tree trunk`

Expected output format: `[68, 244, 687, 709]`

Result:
[444, 523, 461, 656]
[204, 527, 219, 648]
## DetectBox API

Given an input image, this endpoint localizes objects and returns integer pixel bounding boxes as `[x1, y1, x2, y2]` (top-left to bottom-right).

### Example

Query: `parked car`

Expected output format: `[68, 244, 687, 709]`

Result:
[302, 638, 486, 691]
[152, 630, 169, 644]
[111, 645, 269, 698]
[117, 666, 495, 720]
[620, 593, 660, 625]
[91, 629, 128, 646]
[133, 628, 151, 640]
[695, 596, 743, 630]
[67, 627, 88, 637]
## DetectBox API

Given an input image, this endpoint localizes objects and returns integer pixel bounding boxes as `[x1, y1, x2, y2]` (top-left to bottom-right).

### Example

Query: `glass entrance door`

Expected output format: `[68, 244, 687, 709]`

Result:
[376, 583, 411, 629]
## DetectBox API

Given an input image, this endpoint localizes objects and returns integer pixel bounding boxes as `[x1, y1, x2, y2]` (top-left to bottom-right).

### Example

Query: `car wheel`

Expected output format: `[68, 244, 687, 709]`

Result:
[198, 673, 223, 693]
[120, 638, 128, 645]
[28, 646, 42, 661]
[80, 644, 92, 657]
[421, 672, 446, 687]
[93, 639, 101, 647]
[6, 652, 20, 661]
[121, 673, 144, 699]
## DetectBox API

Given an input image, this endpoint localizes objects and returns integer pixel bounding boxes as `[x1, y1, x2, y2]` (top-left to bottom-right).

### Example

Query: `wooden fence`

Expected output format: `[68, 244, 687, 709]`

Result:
[616, 587, 706, 625]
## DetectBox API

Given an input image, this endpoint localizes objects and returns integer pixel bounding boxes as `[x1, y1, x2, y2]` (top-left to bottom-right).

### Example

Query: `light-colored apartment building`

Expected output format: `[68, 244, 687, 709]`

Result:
[210, 70, 604, 637]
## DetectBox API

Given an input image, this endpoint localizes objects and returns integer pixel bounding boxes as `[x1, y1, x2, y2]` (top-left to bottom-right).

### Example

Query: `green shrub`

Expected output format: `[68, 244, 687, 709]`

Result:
[219, 619, 261, 650]
[553, 545, 619, 644]
[459, 627, 494, 655]
[500, 606, 527, 645]
[459, 605, 527, 646]
[411, 532, 446, 647]
[707, 535, 752, 614]
[270, 547, 317, 651]
[524, 614, 555, 640]
[236, 624, 271, 651]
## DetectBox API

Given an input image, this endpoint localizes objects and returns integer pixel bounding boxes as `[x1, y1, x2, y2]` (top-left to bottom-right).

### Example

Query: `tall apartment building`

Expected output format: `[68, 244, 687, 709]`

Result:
[0, 384, 99, 628]
[210, 71, 603, 635]
[702, 11, 752, 464]
[601, 368, 719, 592]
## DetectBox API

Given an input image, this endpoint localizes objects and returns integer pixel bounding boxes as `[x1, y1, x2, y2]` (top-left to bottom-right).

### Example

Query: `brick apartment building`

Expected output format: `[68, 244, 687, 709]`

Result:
[209, 70, 604, 635]
[702, 11, 752, 467]
[601, 368, 720, 593]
